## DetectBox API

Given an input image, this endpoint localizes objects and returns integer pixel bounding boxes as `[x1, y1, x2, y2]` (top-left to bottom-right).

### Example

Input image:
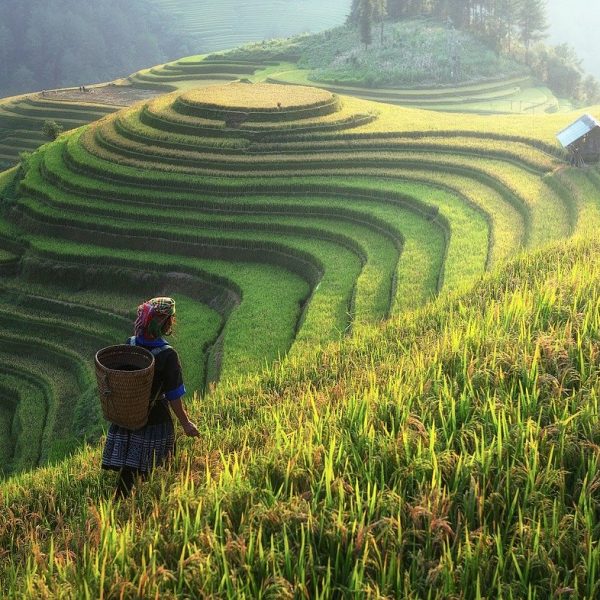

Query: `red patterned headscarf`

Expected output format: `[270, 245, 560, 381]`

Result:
[134, 297, 176, 338]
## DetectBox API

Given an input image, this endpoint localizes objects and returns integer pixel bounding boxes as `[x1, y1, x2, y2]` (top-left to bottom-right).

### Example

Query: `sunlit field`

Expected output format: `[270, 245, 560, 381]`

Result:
[2, 3, 600, 595]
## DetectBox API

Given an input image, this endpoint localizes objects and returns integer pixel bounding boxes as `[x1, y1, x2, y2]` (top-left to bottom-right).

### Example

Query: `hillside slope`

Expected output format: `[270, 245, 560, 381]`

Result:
[0, 0, 190, 97]
[2, 236, 600, 597]
[2, 79, 600, 474]
[148, 0, 351, 51]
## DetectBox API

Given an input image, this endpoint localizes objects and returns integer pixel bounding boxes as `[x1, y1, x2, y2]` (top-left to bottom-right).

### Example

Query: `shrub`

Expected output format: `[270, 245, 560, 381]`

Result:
[41, 120, 64, 140]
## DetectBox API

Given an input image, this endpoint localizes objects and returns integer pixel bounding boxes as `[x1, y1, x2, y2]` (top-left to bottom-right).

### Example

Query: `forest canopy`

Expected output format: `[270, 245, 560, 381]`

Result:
[0, 0, 191, 97]
[349, 0, 600, 103]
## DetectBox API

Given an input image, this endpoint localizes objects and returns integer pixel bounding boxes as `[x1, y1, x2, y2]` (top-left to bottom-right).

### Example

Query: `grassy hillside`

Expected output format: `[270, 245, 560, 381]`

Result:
[295, 20, 527, 87]
[2, 236, 600, 597]
[0, 0, 191, 97]
[1, 77, 600, 477]
[132, 43, 561, 115]
[0, 16, 570, 170]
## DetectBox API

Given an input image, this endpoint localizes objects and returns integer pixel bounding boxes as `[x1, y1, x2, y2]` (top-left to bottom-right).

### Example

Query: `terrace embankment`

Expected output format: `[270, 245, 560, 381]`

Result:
[2, 82, 600, 475]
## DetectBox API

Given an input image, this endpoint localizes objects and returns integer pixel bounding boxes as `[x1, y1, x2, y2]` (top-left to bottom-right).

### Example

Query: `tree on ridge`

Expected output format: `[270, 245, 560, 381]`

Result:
[519, 0, 548, 63]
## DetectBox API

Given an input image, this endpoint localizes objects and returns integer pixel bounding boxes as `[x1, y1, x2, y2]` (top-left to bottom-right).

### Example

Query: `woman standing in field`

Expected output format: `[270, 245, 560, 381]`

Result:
[102, 296, 199, 498]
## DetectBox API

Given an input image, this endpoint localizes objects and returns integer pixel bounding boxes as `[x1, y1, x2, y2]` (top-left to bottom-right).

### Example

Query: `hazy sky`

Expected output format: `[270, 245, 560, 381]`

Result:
[546, 0, 600, 79]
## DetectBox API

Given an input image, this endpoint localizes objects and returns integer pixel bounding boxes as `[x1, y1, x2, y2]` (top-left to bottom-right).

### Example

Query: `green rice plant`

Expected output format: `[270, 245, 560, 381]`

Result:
[175, 82, 337, 112]
[17, 190, 399, 321]
[15, 194, 372, 339]
[0, 277, 221, 396]
[21, 160, 445, 312]
[545, 168, 600, 237]
[269, 67, 530, 97]
[0, 391, 16, 470]
[22, 97, 118, 114]
[66, 121, 567, 250]
[24, 235, 311, 380]
[0, 93, 122, 167]
[93, 115, 556, 176]
[4, 236, 600, 596]
[48, 149, 487, 290]
[162, 63, 258, 75]
[33, 137, 490, 296]
[140, 94, 374, 137]
[252, 135, 556, 173]
[5, 102, 111, 123]
[0, 369, 50, 474]
[115, 107, 251, 150]
[0, 331, 90, 464]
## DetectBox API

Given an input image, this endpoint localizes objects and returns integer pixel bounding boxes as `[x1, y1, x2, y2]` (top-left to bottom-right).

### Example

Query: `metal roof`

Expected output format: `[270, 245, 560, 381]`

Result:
[557, 114, 600, 148]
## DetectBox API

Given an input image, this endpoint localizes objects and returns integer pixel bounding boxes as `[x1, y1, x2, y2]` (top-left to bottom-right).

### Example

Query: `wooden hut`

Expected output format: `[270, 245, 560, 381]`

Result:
[557, 114, 600, 167]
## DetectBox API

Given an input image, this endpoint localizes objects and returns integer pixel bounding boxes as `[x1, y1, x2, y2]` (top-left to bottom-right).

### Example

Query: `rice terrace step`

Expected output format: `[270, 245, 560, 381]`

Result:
[2, 3, 600, 596]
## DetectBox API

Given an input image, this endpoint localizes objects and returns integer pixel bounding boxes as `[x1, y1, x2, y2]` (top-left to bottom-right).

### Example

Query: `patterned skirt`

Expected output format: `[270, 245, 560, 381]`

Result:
[101, 419, 175, 473]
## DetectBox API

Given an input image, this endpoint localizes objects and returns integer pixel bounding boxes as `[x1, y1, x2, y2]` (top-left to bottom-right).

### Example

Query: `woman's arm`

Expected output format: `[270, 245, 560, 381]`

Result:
[169, 397, 199, 437]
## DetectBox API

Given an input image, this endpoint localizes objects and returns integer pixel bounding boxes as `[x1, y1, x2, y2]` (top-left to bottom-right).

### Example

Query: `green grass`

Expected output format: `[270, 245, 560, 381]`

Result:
[2, 33, 600, 597]
[10, 85, 575, 411]
[3, 236, 600, 596]
[0, 371, 47, 474]
[0, 248, 16, 262]
[24, 235, 310, 379]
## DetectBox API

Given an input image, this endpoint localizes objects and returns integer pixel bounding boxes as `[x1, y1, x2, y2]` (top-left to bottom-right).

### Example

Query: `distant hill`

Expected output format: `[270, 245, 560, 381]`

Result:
[0, 0, 191, 97]
[148, 0, 352, 51]
[546, 0, 600, 79]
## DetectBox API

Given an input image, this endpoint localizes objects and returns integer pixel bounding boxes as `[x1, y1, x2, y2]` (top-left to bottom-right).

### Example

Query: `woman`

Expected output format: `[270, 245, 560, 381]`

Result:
[102, 296, 199, 498]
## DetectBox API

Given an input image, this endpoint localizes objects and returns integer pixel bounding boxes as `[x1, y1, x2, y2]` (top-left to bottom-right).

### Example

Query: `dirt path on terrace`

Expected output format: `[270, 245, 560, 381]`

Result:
[44, 85, 162, 106]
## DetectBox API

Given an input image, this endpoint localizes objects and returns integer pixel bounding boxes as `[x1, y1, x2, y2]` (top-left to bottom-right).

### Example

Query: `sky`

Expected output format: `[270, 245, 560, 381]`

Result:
[546, 0, 600, 79]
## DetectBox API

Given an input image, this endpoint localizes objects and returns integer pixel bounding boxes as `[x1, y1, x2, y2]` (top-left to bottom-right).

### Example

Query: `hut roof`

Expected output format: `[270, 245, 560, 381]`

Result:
[557, 114, 600, 148]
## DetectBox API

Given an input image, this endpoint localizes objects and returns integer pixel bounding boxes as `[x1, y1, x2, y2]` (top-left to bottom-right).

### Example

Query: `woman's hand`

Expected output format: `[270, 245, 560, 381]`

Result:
[183, 420, 200, 437]
[170, 398, 200, 437]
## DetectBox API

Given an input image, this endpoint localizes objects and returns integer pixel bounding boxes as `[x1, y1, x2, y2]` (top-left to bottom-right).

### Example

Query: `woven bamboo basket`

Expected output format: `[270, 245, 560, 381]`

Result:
[95, 345, 155, 430]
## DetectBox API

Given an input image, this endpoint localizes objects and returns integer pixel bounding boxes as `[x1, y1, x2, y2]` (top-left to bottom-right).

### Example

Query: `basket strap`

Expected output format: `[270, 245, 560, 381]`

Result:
[150, 344, 172, 356]
[128, 337, 171, 356]
[127, 339, 171, 413]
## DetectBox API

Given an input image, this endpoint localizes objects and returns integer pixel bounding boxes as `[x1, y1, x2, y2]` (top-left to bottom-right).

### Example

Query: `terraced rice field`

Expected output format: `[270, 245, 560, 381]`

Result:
[127, 54, 294, 91]
[0, 93, 122, 167]
[0, 87, 164, 167]
[1, 80, 599, 474]
[0, 50, 566, 168]
[131, 55, 564, 115]
[266, 69, 561, 114]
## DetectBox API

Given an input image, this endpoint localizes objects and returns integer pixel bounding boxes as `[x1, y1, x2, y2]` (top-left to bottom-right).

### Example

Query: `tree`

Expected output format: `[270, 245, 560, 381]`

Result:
[348, 0, 361, 24]
[42, 120, 64, 140]
[359, 0, 374, 49]
[496, 0, 522, 54]
[387, 0, 408, 20]
[582, 75, 600, 105]
[518, 0, 547, 64]
[446, 0, 469, 29]
[372, 0, 388, 45]
[543, 44, 582, 98]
